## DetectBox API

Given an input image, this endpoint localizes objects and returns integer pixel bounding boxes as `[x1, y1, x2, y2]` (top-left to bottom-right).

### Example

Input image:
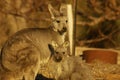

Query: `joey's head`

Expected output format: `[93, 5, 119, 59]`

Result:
[48, 41, 69, 62]
[48, 4, 68, 35]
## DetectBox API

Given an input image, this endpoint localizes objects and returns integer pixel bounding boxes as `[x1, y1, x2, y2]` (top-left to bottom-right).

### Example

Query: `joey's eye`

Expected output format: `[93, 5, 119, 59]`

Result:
[66, 20, 68, 23]
[63, 52, 65, 54]
[56, 20, 60, 23]
[56, 52, 59, 54]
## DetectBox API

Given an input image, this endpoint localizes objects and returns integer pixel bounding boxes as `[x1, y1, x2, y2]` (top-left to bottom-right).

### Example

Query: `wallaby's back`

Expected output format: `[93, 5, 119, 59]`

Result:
[1, 28, 65, 71]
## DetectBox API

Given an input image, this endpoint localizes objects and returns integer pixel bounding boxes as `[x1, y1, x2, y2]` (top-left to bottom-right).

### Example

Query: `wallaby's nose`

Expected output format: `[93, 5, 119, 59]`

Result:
[62, 27, 67, 32]
[58, 27, 67, 35]
[55, 56, 62, 62]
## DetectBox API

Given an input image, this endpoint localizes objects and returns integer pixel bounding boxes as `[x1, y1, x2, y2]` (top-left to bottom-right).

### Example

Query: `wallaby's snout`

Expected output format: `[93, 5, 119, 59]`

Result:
[58, 27, 67, 35]
[53, 52, 63, 62]
[52, 18, 68, 35]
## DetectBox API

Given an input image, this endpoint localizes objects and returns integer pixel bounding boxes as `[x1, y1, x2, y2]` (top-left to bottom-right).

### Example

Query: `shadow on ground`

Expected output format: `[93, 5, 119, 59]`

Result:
[35, 74, 53, 80]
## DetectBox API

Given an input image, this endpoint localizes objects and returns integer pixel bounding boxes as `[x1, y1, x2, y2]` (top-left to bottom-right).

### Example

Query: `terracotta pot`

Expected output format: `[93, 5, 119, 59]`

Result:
[82, 49, 118, 64]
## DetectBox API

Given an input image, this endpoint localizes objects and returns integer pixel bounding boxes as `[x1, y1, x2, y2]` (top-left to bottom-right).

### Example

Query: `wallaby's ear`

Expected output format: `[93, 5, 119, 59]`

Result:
[51, 41, 58, 48]
[48, 41, 58, 57]
[60, 4, 67, 16]
[48, 4, 60, 19]
[48, 44, 54, 55]
[62, 41, 69, 47]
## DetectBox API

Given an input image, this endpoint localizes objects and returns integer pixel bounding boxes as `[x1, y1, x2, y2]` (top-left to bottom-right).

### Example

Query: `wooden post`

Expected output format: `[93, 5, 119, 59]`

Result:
[67, 0, 77, 56]
[67, 4, 74, 55]
[73, 0, 77, 56]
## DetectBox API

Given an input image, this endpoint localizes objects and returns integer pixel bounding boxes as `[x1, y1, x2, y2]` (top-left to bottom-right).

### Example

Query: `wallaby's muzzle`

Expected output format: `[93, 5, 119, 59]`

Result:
[58, 27, 67, 35]
[53, 55, 62, 62]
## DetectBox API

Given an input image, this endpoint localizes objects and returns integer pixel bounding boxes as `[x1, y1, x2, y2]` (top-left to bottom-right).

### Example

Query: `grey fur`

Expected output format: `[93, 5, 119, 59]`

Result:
[47, 41, 94, 80]
[0, 4, 68, 80]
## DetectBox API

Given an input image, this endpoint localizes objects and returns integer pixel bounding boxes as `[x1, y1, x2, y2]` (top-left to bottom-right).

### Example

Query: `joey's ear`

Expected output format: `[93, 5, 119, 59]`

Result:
[48, 44, 54, 55]
[51, 41, 58, 48]
[63, 41, 69, 47]
[48, 4, 60, 19]
[48, 41, 58, 54]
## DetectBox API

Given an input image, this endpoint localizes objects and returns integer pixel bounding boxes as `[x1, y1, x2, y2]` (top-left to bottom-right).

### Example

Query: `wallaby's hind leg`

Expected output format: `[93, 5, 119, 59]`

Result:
[70, 73, 82, 80]
[23, 64, 40, 80]
[23, 72, 37, 80]
[22, 47, 40, 80]
[2, 41, 40, 80]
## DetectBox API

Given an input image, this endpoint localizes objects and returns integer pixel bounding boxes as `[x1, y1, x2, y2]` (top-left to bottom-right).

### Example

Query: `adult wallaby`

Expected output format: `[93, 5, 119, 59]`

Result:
[0, 4, 68, 80]
[48, 41, 94, 80]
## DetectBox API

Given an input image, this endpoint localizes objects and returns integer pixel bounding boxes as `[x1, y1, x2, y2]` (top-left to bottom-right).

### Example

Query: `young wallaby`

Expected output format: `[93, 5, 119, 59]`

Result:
[48, 41, 69, 62]
[0, 4, 68, 80]
[48, 41, 94, 80]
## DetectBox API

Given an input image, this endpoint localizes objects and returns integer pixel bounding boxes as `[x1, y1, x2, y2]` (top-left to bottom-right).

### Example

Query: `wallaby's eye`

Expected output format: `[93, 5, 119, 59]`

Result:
[56, 52, 59, 54]
[56, 20, 60, 23]
[66, 20, 68, 23]
[63, 52, 65, 54]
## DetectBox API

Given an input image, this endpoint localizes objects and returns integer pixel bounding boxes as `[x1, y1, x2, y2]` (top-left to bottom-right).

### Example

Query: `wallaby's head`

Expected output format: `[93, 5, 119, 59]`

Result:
[48, 41, 69, 62]
[48, 4, 68, 35]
